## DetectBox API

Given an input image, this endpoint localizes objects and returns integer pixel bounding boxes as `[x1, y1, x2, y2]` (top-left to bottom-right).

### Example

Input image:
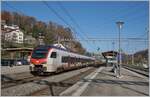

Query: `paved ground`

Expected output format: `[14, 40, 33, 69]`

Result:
[61, 67, 149, 96]
[1, 67, 94, 96]
[31, 67, 95, 96]
[1, 65, 29, 75]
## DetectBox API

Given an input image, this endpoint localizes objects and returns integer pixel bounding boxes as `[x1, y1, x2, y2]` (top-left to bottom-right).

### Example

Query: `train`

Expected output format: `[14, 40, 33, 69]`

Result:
[29, 44, 95, 75]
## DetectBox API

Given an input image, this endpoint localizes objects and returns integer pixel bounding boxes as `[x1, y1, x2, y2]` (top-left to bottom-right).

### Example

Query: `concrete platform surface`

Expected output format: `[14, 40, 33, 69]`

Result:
[61, 67, 149, 96]
[1, 65, 30, 75]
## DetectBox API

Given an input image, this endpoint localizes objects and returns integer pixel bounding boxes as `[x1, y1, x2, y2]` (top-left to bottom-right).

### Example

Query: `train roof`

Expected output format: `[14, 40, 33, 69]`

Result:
[35, 45, 95, 60]
[35, 45, 69, 51]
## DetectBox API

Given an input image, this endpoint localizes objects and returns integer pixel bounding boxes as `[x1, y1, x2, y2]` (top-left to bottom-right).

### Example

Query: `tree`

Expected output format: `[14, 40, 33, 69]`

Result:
[2, 10, 86, 54]
[2, 11, 12, 24]
[73, 41, 86, 54]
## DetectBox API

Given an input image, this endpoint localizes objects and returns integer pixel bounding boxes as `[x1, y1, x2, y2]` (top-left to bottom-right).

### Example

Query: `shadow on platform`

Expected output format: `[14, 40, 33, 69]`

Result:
[81, 78, 149, 86]
[34, 80, 74, 96]
[81, 78, 149, 96]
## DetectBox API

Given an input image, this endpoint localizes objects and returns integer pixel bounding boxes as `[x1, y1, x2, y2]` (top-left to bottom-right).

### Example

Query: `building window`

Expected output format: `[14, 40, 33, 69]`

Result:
[19, 37, 22, 39]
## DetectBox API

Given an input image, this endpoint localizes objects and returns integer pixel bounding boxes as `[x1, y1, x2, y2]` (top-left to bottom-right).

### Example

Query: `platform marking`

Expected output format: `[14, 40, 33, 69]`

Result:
[60, 67, 104, 96]
[123, 68, 149, 81]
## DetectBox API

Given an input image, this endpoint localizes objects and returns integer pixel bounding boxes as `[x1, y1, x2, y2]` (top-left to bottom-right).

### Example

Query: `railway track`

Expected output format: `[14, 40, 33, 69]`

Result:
[123, 65, 149, 77]
[1, 75, 44, 89]
[1, 70, 76, 89]
[1, 68, 82, 89]
[2, 64, 101, 89]
[30, 67, 96, 96]
[1, 66, 99, 96]
[2, 64, 148, 96]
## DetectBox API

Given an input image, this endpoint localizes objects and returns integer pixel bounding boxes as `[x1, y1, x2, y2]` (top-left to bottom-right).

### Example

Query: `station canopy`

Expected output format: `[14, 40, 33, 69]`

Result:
[2, 48, 33, 52]
[102, 51, 118, 57]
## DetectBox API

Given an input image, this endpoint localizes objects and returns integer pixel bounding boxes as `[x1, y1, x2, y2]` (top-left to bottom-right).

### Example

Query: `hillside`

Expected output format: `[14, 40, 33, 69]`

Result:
[1, 10, 86, 54]
[134, 49, 148, 64]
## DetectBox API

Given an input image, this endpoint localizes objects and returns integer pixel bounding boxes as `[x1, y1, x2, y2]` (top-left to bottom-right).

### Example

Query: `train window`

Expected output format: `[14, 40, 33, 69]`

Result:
[51, 52, 57, 58]
[31, 49, 48, 59]
[62, 56, 69, 63]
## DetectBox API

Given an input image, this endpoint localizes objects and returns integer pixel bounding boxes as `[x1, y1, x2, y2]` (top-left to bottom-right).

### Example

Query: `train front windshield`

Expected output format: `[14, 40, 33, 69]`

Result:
[31, 48, 48, 59]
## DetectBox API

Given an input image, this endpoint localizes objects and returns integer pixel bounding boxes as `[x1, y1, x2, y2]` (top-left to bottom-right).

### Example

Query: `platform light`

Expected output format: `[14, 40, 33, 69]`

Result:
[116, 21, 124, 78]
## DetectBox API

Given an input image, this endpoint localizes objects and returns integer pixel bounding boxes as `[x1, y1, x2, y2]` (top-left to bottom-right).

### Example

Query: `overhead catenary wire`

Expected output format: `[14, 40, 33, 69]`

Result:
[86, 4, 148, 41]
[57, 2, 96, 50]
[43, 1, 98, 53]
[58, 2, 90, 39]
[42, 1, 81, 40]
[4, 1, 92, 52]
[3, 2, 25, 25]
[3, 2, 24, 15]
[56, 2, 146, 53]
[57, 2, 148, 50]
[3, 2, 148, 54]
[61, 38, 148, 42]
[5, 1, 147, 41]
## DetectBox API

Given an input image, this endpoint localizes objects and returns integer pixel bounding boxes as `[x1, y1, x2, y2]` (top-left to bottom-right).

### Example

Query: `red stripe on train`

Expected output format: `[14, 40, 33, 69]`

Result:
[30, 48, 52, 65]
[30, 58, 47, 65]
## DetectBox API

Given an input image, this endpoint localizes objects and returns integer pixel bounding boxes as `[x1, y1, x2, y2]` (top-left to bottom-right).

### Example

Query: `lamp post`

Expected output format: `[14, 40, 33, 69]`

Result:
[116, 21, 124, 77]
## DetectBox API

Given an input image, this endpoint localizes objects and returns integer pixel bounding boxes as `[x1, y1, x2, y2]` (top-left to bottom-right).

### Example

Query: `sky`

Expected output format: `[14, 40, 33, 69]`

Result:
[1, 1, 149, 54]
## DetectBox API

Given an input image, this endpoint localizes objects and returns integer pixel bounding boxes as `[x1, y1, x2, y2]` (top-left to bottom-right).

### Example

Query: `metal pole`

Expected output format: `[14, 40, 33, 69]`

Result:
[127, 41, 129, 65]
[118, 26, 121, 76]
[132, 52, 134, 65]
[147, 29, 149, 66]
[148, 27, 150, 70]
[112, 42, 115, 57]
[116, 21, 124, 77]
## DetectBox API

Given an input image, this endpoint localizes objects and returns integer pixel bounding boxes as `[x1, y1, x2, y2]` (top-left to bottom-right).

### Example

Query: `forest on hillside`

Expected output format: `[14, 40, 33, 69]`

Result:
[122, 49, 148, 66]
[1, 11, 86, 54]
[134, 49, 148, 64]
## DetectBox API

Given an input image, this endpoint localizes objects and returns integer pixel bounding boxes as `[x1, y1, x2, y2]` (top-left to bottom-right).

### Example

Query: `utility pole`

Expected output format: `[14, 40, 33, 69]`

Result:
[116, 21, 124, 78]
[126, 54, 128, 65]
[147, 28, 149, 66]
[127, 41, 129, 65]
[57, 36, 60, 44]
[132, 51, 134, 65]
[112, 41, 115, 58]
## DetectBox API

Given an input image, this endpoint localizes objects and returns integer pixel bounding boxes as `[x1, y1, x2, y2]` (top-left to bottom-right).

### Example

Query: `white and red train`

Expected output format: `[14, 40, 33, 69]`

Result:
[29, 45, 95, 75]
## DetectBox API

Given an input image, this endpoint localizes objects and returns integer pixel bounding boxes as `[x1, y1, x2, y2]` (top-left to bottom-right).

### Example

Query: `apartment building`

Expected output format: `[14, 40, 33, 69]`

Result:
[2, 24, 24, 44]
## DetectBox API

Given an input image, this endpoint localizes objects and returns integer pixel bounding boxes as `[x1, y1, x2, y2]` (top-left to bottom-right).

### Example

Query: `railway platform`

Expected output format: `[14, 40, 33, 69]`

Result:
[60, 66, 149, 96]
[1, 65, 29, 75]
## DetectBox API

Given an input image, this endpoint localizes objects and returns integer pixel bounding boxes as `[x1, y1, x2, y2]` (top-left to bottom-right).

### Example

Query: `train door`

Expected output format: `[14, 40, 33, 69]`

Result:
[46, 51, 58, 72]
[50, 51, 57, 64]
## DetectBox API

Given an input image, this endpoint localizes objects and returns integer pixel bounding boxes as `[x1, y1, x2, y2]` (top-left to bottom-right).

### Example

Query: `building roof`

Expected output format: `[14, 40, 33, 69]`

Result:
[2, 48, 33, 52]
[102, 51, 118, 57]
